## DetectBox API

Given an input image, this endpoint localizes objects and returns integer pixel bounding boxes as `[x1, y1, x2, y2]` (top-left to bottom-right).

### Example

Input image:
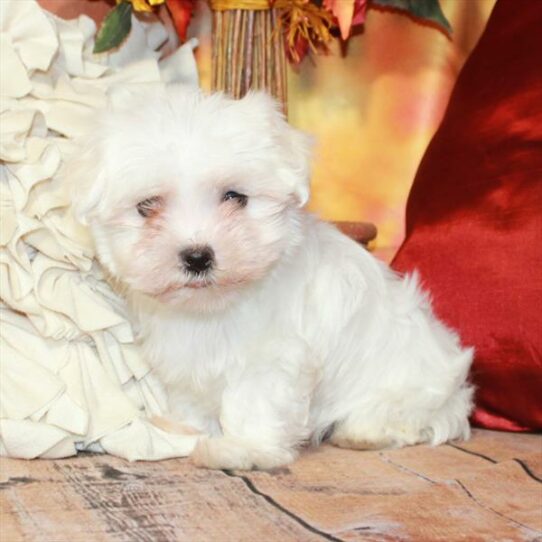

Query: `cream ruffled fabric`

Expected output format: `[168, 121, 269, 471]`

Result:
[0, 0, 200, 460]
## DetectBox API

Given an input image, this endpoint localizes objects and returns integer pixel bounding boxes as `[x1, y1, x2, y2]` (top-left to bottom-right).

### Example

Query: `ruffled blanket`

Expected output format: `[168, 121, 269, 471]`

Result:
[0, 0, 200, 460]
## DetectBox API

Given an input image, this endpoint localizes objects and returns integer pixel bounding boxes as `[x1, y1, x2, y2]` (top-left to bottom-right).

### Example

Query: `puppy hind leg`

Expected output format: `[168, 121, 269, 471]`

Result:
[328, 409, 430, 451]
[329, 417, 395, 451]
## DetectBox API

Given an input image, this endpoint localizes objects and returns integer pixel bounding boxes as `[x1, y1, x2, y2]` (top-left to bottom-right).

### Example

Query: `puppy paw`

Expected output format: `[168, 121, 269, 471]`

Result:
[191, 437, 296, 470]
[329, 422, 431, 451]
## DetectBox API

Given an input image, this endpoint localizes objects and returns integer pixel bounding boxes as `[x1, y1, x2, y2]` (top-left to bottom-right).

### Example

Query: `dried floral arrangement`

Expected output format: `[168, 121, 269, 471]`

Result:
[95, 0, 451, 106]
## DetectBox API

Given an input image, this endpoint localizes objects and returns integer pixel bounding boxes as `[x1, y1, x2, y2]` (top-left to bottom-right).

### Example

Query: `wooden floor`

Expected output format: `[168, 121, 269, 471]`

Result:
[1, 429, 541, 541]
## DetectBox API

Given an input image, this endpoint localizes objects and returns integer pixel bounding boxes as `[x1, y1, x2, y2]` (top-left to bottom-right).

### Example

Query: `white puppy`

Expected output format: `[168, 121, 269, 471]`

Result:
[69, 85, 473, 470]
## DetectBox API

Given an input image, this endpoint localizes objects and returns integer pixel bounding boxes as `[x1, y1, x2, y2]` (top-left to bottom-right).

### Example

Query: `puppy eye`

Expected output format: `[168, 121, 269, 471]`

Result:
[222, 190, 248, 207]
[136, 196, 163, 218]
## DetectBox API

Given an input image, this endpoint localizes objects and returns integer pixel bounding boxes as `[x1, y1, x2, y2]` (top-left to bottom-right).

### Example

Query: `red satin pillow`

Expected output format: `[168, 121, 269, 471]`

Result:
[392, 0, 542, 431]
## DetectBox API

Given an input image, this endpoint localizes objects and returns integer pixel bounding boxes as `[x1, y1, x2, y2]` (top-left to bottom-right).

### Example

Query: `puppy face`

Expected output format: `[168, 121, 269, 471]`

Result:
[68, 87, 312, 311]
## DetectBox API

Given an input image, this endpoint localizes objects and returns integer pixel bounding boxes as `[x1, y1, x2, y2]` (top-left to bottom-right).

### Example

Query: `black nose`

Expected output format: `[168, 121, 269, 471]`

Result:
[180, 246, 215, 274]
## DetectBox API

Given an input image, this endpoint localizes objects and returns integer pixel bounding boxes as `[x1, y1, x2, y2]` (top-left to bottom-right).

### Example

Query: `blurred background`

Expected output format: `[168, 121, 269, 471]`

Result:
[39, 0, 496, 255]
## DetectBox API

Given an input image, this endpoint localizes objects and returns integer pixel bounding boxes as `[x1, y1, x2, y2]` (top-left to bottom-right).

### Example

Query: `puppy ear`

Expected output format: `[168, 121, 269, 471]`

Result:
[64, 84, 151, 225]
[63, 132, 106, 225]
[278, 121, 314, 207]
[240, 92, 314, 207]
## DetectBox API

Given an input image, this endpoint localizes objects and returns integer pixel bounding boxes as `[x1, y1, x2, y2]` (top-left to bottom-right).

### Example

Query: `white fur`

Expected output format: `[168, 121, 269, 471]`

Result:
[68, 85, 474, 470]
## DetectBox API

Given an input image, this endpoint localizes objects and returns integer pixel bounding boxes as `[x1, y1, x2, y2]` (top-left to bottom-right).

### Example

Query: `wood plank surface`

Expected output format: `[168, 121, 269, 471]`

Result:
[1, 429, 541, 542]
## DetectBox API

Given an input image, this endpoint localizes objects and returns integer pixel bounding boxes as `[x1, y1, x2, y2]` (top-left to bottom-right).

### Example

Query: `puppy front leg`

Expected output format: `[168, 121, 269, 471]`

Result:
[192, 341, 314, 470]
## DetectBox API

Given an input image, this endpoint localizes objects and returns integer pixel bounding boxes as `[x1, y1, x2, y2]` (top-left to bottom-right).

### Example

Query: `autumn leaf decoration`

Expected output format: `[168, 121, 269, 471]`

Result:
[274, 0, 335, 64]
[323, 0, 368, 41]
[165, 0, 196, 43]
[369, 0, 451, 35]
[93, 0, 195, 53]
[94, 1, 133, 54]
[94, 0, 451, 59]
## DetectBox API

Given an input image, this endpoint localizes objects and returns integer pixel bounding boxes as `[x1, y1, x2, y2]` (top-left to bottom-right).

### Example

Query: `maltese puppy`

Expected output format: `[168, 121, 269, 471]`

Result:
[69, 85, 473, 470]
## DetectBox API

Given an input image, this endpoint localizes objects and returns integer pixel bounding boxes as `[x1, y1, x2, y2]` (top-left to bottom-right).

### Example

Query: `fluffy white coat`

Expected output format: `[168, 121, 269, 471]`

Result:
[68, 85, 474, 469]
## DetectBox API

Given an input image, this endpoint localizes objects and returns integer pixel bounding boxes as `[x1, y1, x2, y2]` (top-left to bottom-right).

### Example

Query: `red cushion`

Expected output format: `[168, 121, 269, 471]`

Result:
[392, 0, 542, 432]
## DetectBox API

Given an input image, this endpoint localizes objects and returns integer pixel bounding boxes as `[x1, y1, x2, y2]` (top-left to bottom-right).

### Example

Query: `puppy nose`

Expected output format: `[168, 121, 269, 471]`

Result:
[180, 246, 214, 274]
